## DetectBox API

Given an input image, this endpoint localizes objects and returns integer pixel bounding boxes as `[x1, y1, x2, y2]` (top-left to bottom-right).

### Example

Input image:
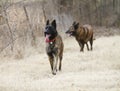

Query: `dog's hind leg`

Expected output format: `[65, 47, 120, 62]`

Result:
[90, 34, 93, 50]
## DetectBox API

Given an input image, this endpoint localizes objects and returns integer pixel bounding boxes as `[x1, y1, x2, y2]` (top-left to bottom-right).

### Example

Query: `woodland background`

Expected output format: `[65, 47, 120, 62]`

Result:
[0, 0, 120, 59]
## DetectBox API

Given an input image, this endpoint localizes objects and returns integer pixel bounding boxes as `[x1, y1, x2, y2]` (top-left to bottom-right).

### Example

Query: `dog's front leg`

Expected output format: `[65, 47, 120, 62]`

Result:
[78, 42, 83, 52]
[48, 56, 54, 72]
[86, 42, 89, 51]
[80, 43, 84, 52]
[52, 55, 58, 75]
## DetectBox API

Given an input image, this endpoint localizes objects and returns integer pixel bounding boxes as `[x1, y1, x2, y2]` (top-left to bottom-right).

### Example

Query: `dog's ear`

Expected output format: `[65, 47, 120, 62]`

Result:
[51, 19, 56, 29]
[74, 23, 79, 30]
[46, 20, 49, 25]
[72, 21, 76, 25]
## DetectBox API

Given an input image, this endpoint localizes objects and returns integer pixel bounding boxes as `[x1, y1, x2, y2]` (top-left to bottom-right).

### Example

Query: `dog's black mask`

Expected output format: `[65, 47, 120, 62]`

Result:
[45, 25, 57, 40]
[44, 20, 58, 41]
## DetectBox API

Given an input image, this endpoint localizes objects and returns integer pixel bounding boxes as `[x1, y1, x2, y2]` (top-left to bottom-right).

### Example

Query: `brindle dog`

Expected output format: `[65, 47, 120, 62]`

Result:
[44, 19, 64, 75]
[66, 22, 93, 52]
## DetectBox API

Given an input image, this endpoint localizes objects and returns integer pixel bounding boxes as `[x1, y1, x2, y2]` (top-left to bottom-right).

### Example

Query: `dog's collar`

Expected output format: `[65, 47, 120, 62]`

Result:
[49, 38, 56, 43]
[46, 37, 56, 43]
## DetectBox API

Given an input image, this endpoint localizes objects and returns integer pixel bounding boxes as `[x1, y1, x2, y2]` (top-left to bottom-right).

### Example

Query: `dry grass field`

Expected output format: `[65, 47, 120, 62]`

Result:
[0, 0, 120, 91]
[0, 35, 120, 91]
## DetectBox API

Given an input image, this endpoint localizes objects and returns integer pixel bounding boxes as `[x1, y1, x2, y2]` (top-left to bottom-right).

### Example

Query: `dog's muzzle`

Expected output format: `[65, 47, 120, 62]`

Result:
[45, 34, 56, 43]
[65, 30, 73, 36]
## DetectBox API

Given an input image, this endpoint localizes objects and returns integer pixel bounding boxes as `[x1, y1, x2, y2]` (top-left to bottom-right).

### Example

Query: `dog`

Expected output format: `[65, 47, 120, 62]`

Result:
[66, 22, 93, 52]
[44, 19, 64, 75]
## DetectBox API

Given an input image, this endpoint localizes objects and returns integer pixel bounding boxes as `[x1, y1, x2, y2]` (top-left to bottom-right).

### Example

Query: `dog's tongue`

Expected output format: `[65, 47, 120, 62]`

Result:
[69, 34, 71, 37]
[68, 33, 72, 37]
[45, 34, 51, 43]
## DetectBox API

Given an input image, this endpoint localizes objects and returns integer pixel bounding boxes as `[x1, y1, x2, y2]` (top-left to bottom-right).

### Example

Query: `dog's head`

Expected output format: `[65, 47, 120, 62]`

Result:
[66, 21, 79, 36]
[44, 19, 58, 43]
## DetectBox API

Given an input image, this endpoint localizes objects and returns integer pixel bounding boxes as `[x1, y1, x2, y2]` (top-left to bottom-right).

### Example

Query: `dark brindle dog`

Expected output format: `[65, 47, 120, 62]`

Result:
[44, 19, 64, 75]
[66, 22, 93, 52]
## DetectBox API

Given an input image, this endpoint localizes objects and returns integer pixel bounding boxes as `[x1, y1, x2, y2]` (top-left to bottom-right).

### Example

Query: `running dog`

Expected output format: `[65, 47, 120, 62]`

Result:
[44, 19, 64, 75]
[66, 22, 93, 52]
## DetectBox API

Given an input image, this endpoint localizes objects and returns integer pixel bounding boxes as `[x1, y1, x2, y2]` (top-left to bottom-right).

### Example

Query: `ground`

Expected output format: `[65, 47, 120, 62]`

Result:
[0, 36, 120, 91]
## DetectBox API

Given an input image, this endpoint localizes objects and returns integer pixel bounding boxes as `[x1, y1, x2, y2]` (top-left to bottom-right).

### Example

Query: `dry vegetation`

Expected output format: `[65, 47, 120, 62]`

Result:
[0, 0, 120, 58]
[0, 0, 120, 91]
[0, 36, 120, 91]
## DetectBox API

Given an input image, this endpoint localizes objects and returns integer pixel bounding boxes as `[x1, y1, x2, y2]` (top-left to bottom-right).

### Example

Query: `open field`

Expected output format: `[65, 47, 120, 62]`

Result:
[0, 36, 120, 91]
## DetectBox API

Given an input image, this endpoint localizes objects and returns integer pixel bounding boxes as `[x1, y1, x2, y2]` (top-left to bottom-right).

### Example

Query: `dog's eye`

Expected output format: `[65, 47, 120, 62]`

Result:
[70, 26, 73, 30]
